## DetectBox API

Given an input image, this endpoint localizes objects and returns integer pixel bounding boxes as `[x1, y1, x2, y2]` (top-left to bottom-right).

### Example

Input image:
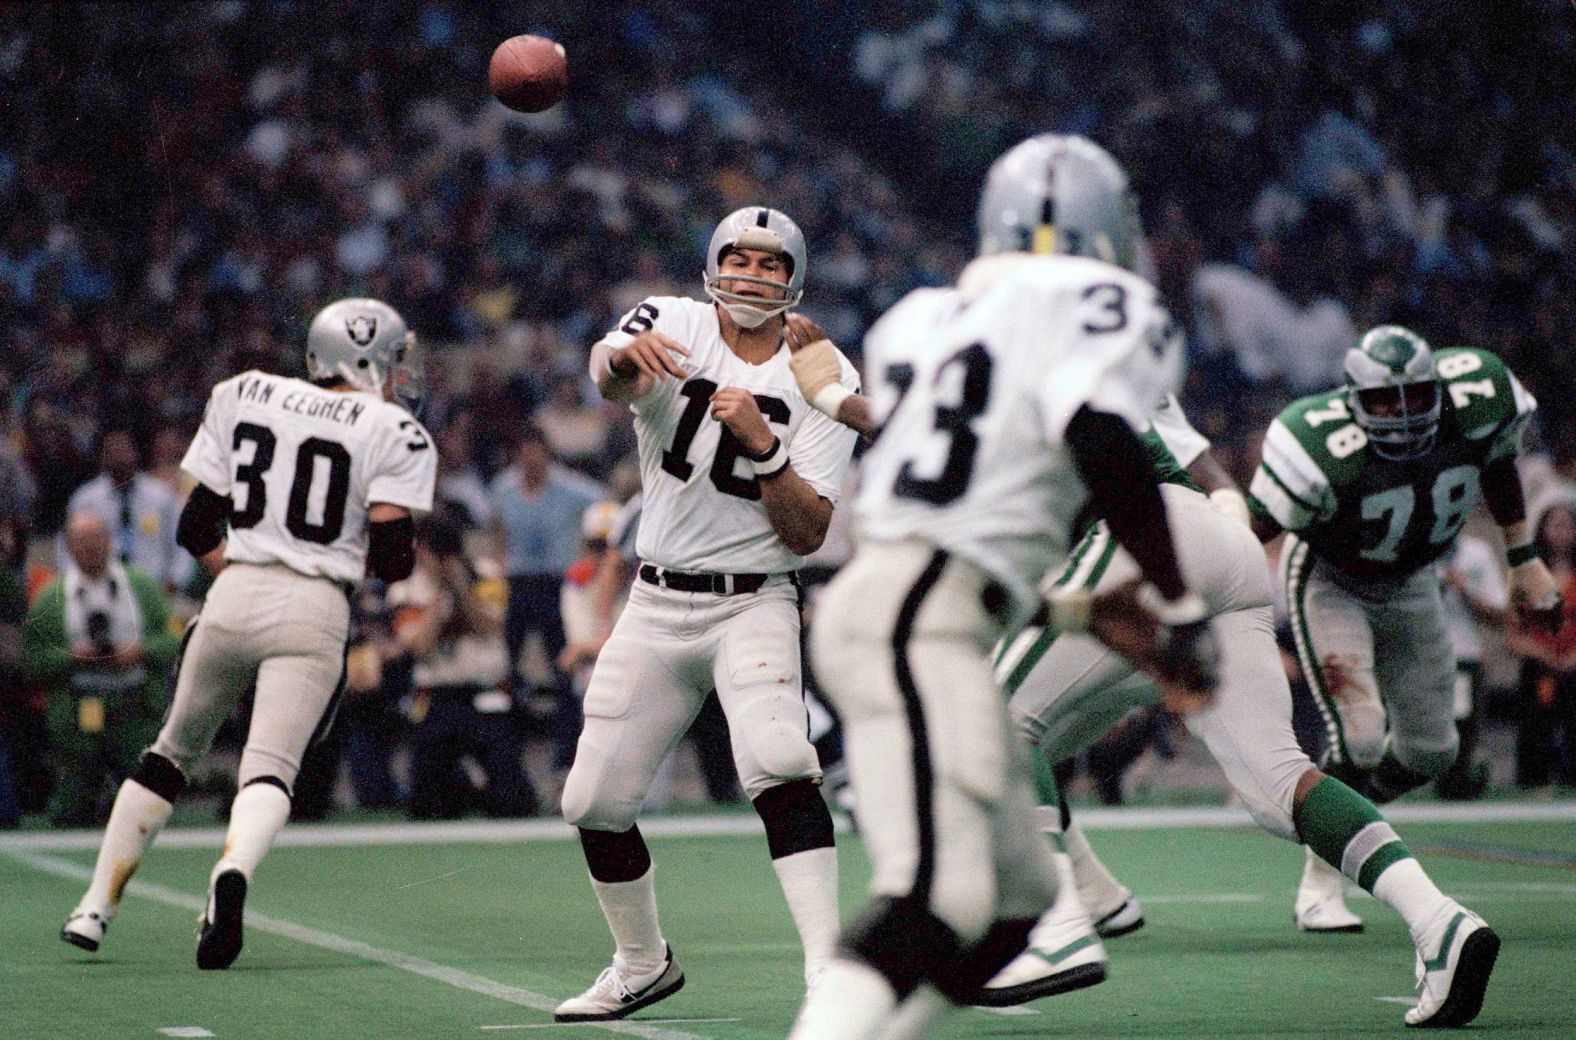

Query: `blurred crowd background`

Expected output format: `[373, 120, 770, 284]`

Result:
[1, 1, 1573, 827]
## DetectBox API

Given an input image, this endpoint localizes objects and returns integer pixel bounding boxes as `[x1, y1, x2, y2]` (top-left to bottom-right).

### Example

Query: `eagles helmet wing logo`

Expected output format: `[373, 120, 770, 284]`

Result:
[345, 314, 378, 347]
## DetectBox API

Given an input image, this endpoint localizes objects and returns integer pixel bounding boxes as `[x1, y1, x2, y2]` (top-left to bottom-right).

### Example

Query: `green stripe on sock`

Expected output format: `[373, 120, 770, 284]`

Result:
[1357, 840, 1413, 893]
[1295, 776, 1383, 870]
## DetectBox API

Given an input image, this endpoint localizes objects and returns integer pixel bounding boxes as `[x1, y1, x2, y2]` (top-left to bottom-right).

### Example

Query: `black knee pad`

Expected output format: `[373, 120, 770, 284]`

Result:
[752, 778, 835, 860]
[840, 896, 962, 1000]
[244, 775, 293, 799]
[935, 917, 1037, 1003]
[132, 751, 186, 803]
[579, 825, 651, 884]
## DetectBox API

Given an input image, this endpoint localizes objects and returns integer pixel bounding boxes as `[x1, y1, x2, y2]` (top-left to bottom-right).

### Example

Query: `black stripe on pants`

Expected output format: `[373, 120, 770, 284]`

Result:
[891, 548, 950, 904]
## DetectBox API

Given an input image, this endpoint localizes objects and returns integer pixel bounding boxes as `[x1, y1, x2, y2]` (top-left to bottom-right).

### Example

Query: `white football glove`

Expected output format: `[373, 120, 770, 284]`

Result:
[1510, 558, 1565, 634]
[1209, 487, 1253, 529]
[789, 338, 851, 419]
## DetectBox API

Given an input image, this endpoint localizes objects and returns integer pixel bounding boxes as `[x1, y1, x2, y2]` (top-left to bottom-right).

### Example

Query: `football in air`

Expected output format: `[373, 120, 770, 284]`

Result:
[488, 34, 568, 113]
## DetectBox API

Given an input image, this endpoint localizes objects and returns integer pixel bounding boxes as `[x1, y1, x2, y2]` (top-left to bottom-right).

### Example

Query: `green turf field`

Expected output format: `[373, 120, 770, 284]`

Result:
[4, 806, 1575, 1040]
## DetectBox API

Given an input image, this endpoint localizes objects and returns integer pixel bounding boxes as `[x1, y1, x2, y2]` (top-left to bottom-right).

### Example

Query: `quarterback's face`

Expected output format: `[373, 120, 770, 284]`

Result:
[718, 247, 789, 301]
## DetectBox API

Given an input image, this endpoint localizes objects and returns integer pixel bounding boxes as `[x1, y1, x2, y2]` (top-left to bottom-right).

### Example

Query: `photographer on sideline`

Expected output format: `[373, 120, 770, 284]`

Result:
[399, 510, 540, 819]
[23, 511, 179, 826]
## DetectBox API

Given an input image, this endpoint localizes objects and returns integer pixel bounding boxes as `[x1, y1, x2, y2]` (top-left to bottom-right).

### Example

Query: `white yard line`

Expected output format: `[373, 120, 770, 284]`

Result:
[6, 800, 1574, 853]
[979, 1005, 1040, 1016]
[7, 848, 709, 1040]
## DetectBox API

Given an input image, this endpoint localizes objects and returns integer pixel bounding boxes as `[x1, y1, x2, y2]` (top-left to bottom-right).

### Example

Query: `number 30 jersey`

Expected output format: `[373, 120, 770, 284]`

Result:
[181, 370, 438, 583]
[597, 296, 860, 574]
[854, 254, 1183, 618]
[1248, 347, 1536, 582]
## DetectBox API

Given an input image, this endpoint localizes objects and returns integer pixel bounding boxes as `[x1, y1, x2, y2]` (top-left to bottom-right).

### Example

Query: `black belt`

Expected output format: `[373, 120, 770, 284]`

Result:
[638, 564, 770, 595]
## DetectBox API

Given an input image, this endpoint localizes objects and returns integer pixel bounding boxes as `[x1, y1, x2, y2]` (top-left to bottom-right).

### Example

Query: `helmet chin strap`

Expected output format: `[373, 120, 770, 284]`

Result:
[704, 272, 799, 329]
[720, 299, 778, 328]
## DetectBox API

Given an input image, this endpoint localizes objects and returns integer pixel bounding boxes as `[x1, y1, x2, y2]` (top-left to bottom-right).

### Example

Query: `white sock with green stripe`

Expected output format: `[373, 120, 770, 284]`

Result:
[1296, 776, 1449, 936]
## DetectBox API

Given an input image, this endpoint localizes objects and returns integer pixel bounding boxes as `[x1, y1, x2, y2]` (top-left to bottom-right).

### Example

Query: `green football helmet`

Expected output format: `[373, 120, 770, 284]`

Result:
[1343, 325, 1440, 459]
[976, 133, 1144, 272]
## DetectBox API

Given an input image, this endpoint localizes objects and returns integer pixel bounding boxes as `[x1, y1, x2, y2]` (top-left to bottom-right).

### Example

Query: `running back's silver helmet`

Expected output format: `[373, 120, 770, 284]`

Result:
[1344, 325, 1441, 459]
[977, 134, 1144, 271]
[305, 298, 423, 412]
[703, 207, 806, 328]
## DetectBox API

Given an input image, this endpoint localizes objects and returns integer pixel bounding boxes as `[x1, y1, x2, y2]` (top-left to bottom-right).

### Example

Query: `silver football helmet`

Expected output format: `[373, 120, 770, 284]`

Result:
[702, 207, 806, 328]
[305, 298, 423, 411]
[1344, 325, 1440, 459]
[977, 134, 1144, 271]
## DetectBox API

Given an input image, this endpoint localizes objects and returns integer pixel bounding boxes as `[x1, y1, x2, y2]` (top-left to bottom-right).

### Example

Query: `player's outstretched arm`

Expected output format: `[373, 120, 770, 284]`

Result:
[1482, 456, 1564, 633]
[1064, 405, 1219, 696]
[710, 387, 832, 555]
[591, 332, 689, 404]
[785, 314, 873, 437]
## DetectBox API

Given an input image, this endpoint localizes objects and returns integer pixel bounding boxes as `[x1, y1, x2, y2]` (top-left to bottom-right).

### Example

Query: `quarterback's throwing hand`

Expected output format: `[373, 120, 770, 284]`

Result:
[711, 387, 775, 456]
[610, 331, 690, 381]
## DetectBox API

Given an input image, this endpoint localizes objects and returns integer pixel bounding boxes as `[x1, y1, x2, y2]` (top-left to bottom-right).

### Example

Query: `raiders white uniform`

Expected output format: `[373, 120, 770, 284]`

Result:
[154, 371, 436, 791]
[811, 256, 1180, 954]
[560, 296, 859, 830]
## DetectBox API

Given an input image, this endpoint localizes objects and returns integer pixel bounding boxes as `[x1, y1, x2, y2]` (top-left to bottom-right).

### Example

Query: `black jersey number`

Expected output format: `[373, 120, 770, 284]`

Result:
[228, 423, 352, 545]
[230, 422, 276, 529]
[285, 438, 353, 544]
[660, 378, 792, 501]
[891, 342, 993, 505]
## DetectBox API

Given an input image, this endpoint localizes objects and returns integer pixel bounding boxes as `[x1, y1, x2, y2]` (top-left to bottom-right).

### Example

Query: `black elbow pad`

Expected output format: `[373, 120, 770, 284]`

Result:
[176, 484, 230, 557]
[368, 516, 416, 582]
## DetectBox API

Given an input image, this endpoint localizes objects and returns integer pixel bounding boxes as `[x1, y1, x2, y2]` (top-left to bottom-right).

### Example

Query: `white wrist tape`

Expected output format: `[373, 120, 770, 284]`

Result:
[1045, 586, 1093, 633]
[750, 438, 790, 477]
[811, 382, 854, 421]
[1152, 591, 1209, 627]
[1209, 488, 1252, 528]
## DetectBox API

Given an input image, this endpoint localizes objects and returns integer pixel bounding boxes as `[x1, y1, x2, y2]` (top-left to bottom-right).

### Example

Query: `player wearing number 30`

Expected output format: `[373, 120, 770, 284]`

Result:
[1251, 326, 1561, 945]
[553, 207, 860, 1022]
[60, 299, 436, 970]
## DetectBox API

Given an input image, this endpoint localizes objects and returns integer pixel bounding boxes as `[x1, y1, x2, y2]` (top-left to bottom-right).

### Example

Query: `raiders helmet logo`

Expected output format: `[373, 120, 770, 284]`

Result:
[345, 314, 379, 347]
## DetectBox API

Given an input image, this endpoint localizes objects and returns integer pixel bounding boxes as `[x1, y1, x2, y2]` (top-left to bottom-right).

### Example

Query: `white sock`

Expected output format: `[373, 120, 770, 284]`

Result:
[1064, 822, 1128, 918]
[591, 867, 666, 974]
[79, 780, 174, 914]
[772, 846, 840, 976]
[214, 783, 292, 883]
[788, 956, 896, 1040]
[875, 984, 951, 1040]
[1371, 858, 1451, 938]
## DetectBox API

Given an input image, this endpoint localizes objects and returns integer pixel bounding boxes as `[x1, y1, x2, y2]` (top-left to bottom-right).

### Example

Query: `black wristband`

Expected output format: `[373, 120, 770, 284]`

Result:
[745, 436, 781, 463]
